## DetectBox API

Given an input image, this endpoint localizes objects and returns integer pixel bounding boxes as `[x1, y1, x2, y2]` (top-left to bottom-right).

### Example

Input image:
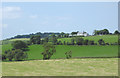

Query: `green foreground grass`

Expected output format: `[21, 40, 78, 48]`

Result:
[2, 58, 118, 76]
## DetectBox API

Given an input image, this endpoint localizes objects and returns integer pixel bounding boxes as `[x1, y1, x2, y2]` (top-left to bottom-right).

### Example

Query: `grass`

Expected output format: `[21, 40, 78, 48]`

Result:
[1, 35, 118, 60]
[27, 45, 118, 60]
[2, 58, 118, 76]
[9, 38, 30, 41]
[1, 44, 12, 53]
[58, 35, 118, 44]
[2, 44, 118, 60]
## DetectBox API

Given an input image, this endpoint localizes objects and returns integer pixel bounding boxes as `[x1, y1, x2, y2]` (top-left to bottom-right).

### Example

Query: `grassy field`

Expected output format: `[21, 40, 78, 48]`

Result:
[2, 58, 118, 76]
[28, 45, 118, 60]
[2, 44, 118, 60]
[1, 35, 118, 60]
[9, 38, 30, 41]
[58, 35, 118, 44]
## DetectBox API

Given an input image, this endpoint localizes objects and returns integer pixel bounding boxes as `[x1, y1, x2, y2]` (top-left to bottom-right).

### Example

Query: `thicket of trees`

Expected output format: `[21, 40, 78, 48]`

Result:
[93, 29, 109, 35]
[2, 41, 28, 61]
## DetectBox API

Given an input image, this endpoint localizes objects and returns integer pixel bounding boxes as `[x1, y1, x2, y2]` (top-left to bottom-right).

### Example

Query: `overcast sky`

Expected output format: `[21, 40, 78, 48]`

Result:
[1, 2, 118, 39]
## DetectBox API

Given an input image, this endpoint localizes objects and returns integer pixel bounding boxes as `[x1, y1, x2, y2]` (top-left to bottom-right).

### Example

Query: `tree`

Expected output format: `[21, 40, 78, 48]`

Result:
[35, 35, 41, 44]
[6, 50, 14, 61]
[63, 41, 66, 45]
[30, 35, 41, 44]
[114, 30, 119, 34]
[98, 39, 105, 45]
[58, 34, 61, 38]
[12, 40, 28, 50]
[2, 54, 6, 61]
[30, 36, 36, 44]
[75, 37, 84, 45]
[93, 29, 109, 35]
[4, 49, 28, 61]
[13, 49, 28, 61]
[71, 32, 78, 36]
[64, 34, 69, 38]
[60, 32, 65, 38]
[83, 39, 89, 45]
[88, 40, 94, 45]
[103, 29, 109, 35]
[51, 34, 57, 45]
[71, 38, 75, 45]
[65, 51, 72, 59]
[41, 43, 56, 60]
[44, 37, 49, 43]
[26, 41, 31, 45]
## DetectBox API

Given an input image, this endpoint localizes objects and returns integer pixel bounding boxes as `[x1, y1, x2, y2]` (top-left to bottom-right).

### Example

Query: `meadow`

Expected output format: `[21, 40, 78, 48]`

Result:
[1, 35, 118, 60]
[2, 44, 118, 60]
[1, 35, 119, 76]
[2, 58, 118, 76]
[58, 35, 118, 43]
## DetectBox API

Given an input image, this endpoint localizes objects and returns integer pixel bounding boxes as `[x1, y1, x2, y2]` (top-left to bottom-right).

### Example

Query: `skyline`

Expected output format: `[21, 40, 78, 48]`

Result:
[1, 2, 118, 39]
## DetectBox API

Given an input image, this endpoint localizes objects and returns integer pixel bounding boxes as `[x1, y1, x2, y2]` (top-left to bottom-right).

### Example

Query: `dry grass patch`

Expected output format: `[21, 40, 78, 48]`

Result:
[2, 58, 118, 76]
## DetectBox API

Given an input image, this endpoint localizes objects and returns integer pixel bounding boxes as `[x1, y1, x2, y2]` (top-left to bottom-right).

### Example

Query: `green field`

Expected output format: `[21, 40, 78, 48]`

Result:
[2, 58, 118, 76]
[1, 35, 119, 76]
[2, 44, 118, 60]
[9, 38, 30, 41]
[1, 35, 118, 60]
[28, 45, 118, 60]
[58, 35, 118, 44]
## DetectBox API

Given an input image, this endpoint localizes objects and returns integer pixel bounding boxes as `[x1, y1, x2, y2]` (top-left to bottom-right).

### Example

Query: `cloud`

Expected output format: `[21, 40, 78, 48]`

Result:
[1, 7, 22, 19]
[29, 15, 38, 19]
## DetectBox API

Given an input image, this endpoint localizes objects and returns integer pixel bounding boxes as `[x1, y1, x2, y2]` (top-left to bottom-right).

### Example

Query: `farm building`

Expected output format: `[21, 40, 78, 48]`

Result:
[69, 31, 89, 37]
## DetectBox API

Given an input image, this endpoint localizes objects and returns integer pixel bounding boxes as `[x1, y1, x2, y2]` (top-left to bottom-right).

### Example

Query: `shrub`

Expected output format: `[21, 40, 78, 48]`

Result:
[65, 51, 72, 59]
[14, 49, 28, 61]
[75, 37, 84, 45]
[6, 50, 14, 61]
[71, 39, 75, 45]
[2, 54, 6, 61]
[106, 43, 109, 45]
[63, 41, 66, 45]
[26, 41, 31, 45]
[98, 39, 105, 45]
[88, 40, 94, 45]
[83, 39, 89, 45]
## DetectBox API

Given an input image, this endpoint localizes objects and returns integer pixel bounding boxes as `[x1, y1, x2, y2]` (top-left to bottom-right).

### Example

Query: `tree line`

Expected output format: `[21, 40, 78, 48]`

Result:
[29, 34, 119, 46]
[93, 29, 120, 35]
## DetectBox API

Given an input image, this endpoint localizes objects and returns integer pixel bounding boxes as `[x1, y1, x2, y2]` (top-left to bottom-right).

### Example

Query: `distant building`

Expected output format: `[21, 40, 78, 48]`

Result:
[69, 31, 89, 37]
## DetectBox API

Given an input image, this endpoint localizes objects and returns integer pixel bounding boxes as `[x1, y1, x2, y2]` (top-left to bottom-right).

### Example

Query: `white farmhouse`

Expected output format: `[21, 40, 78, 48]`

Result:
[69, 31, 89, 37]
[77, 32, 89, 37]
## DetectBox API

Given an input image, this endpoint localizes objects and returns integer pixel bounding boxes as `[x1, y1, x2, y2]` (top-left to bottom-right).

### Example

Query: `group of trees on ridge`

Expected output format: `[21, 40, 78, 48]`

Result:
[29, 34, 119, 46]
[5, 29, 120, 40]
[93, 29, 120, 35]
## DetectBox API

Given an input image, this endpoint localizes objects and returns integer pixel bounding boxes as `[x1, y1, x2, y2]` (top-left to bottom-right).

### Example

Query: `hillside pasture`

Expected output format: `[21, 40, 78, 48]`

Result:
[58, 35, 118, 44]
[9, 38, 30, 41]
[2, 44, 118, 60]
